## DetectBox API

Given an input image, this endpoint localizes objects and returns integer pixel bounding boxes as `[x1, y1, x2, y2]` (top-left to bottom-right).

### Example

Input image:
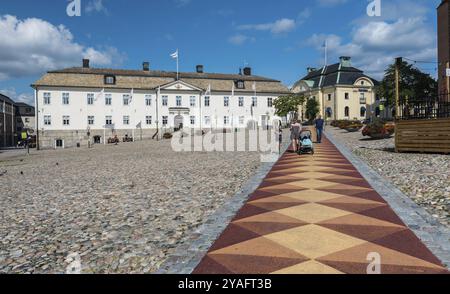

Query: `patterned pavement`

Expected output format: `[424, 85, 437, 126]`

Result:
[193, 136, 449, 274]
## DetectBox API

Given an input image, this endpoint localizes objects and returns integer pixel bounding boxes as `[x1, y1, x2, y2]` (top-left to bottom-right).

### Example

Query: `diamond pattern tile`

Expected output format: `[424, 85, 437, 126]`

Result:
[193, 135, 449, 274]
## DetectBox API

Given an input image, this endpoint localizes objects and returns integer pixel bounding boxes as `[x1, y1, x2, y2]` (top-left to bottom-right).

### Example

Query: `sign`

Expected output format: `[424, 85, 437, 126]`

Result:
[446, 68, 450, 77]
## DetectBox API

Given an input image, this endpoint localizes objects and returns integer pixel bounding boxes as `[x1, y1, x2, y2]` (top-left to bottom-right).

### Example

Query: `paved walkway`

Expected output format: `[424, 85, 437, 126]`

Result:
[194, 136, 449, 274]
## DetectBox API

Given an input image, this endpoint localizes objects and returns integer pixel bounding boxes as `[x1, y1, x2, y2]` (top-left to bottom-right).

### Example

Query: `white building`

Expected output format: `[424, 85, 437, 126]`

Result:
[32, 60, 290, 149]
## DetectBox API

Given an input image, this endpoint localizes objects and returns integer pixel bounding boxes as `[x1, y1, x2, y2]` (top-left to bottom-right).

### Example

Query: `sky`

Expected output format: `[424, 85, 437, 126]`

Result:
[0, 0, 442, 105]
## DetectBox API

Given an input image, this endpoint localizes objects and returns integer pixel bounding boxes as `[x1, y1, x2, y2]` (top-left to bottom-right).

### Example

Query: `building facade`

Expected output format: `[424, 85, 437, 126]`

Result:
[15, 102, 35, 133]
[292, 57, 379, 121]
[438, 0, 450, 96]
[0, 94, 16, 148]
[32, 60, 289, 149]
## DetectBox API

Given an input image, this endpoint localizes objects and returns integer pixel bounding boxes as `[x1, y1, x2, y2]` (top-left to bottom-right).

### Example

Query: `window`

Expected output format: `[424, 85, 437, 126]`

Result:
[44, 115, 52, 126]
[104, 75, 116, 85]
[123, 95, 130, 106]
[204, 116, 211, 126]
[190, 96, 196, 107]
[146, 116, 152, 125]
[105, 116, 113, 126]
[204, 96, 210, 107]
[123, 116, 130, 125]
[162, 96, 168, 107]
[345, 93, 349, 100]
[44, 92, 51, 105]
[88, 116, 95, 125]
[190, 116, 196, 125]
[105, 94, 112, 105]
[224, 96, 229, 107]
[62, 116, 70, 126]
[87, 93, 94, 105]
[62, 93, 70, 105]
[252, 97, 258, 107]
[267, 98, 273, 108]
[344, 107, 350, 117]
[328, 94, 332, 101]
[239, 116, 245, 125]
[162, 116, 168, 126]
[239, 97, 244, 107]
[224, 116, 230, 125]
[176, 96, 182, 107]
[145, 95, 152, 106]
[360, 107, 367, 117]
[236, 80, 245, 89]
[360, 93, 366, 104]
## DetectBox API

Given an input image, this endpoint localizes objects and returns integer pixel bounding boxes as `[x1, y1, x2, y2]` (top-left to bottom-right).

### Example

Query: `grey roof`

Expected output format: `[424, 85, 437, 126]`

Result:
[33, 67, 291, 94]
[297, 63, 379, 89]
[0, 93, 15, 105]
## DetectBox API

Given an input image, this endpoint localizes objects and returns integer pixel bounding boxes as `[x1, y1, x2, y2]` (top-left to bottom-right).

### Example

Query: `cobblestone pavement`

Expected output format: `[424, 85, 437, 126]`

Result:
[326, 127, 450, 228]
[0, 132, 286, 274]
[194, 136, 449, 274]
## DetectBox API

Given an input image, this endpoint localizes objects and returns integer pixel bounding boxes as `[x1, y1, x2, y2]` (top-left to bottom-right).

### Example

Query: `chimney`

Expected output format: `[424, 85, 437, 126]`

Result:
[82, 59, 90, 68]
[339, 56, 352, 67]
[243, 67, 252, 76]
[143, 62, 150, 71]
[307, 67, 316, 73]
[196, 65, 204, 73]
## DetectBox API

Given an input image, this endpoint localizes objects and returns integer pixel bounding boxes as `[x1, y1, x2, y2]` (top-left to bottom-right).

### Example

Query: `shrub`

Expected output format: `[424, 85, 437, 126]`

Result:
[362, 119, 395, 138]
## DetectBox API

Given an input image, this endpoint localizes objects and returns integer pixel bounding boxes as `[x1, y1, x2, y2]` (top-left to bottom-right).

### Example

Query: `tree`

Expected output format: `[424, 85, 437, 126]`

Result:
[377, 61, 437, 107]
[305, 98, 320, 122]
[274, 94, 305, 118]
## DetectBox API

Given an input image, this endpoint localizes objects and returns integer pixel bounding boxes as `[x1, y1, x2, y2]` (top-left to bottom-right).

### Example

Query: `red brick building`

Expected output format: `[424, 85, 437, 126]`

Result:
[438, 0, 450, 95]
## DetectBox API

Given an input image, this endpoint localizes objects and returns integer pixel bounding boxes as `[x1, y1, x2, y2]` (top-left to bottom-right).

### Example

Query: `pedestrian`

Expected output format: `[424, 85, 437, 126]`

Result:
[290, 119, 302, 152]
[315, 115, 325, 143]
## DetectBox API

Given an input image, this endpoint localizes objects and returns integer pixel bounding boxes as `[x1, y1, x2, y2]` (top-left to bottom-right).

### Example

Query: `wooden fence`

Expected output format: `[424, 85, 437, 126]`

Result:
[395, 118, 450, 154]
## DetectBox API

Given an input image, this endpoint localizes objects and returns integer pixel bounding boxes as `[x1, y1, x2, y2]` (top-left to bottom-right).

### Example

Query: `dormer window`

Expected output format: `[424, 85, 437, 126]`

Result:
[235, 80, 245, 89]
[104, 75, 116, 85]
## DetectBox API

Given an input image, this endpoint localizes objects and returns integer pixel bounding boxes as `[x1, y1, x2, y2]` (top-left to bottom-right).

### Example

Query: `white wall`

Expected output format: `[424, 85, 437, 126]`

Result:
[36, 87, 281, 132]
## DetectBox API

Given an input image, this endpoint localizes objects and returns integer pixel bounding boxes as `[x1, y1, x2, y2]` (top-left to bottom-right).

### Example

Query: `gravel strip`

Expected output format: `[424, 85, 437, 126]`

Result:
[326, 127, 450, 228]
[0, 132, 287, 274]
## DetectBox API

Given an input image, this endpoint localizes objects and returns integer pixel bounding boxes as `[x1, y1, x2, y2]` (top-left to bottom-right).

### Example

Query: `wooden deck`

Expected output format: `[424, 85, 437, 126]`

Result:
[395, 118, 450, 154]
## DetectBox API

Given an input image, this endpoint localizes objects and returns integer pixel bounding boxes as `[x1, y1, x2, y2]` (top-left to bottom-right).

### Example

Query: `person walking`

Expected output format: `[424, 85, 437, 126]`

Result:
[290, 119, 302, 152]
[315, 115, 325, 143]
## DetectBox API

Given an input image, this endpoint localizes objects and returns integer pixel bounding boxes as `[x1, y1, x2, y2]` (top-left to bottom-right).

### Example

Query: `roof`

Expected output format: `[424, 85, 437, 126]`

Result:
[0, 93, 15, 105]
[295, 62, 379, 89]
[33, 67, 291, 94]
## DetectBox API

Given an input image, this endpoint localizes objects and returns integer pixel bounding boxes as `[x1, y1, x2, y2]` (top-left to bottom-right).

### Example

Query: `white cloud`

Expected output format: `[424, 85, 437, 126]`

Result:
[174, 0, 191, 8]
[0, 15, 125, 80]
[85, 0, 108, 14]
[0, 88, 34, 105]
[238, 18, 297, 35]
[305, 16, 436, 79]
[228, 34, 255, 46]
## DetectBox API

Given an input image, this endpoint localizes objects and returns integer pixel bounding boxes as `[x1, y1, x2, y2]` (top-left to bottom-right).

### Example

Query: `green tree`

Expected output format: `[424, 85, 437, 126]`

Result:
[274, 94, 305, 118]
[305, 98, 320, 122]
[377, 61, 437, 107]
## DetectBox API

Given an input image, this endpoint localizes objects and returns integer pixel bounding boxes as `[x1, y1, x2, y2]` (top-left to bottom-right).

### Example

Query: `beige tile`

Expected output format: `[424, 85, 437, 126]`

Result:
[275, 203, 352, 223]
[265, 224, 367, 259]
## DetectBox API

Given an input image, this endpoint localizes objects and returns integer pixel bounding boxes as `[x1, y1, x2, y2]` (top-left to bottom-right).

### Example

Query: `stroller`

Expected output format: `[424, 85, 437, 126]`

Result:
[298, 130, 315, 155]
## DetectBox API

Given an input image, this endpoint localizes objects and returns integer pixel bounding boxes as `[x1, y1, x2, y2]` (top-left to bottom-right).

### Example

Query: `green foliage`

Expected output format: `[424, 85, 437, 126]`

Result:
[377, 61, 437, 107]
[305, 98, 320, 121]
[274, 94, 305, 118]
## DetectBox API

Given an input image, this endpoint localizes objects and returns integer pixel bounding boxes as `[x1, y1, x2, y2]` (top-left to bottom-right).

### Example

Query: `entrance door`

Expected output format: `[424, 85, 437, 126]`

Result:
[174, 115, 184, 131]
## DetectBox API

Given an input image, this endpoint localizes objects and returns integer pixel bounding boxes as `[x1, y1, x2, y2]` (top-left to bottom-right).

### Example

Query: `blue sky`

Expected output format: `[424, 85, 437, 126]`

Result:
[0, 0, 441, 105]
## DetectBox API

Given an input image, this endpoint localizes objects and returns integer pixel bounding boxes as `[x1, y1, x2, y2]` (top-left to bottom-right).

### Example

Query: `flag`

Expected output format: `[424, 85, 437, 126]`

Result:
[170, 50, 178, 59]
[129, 88, 134, 104]
[95, 88, 104, 101]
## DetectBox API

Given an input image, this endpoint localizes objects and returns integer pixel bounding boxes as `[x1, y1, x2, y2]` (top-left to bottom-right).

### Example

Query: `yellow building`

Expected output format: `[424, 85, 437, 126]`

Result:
[292, 57, 379, 121]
